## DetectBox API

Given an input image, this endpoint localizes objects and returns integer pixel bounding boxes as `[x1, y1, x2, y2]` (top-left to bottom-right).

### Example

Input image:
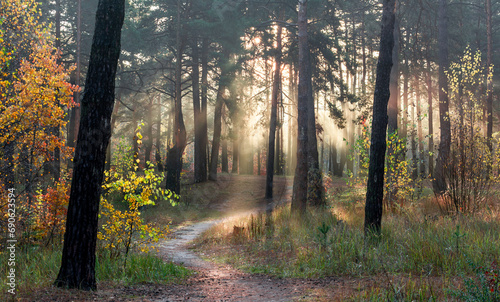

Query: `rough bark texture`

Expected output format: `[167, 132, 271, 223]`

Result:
[364, 0, 395, 235]
[291, 0, 309, 213]
[432, 0, 451, 196]
[105, 97, 120, 171]
[55, 0, 125, 290]
[306, 55, 324, 206]
[265, 17, 283, 199]
[166, 0, 187, 194]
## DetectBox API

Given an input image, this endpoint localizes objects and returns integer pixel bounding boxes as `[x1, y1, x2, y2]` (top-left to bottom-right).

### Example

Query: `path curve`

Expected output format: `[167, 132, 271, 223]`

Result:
[154, 175, 341, 301]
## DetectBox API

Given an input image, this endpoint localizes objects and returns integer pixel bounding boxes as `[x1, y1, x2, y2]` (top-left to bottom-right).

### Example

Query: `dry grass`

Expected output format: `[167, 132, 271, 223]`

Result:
[195, 180, 500, 300]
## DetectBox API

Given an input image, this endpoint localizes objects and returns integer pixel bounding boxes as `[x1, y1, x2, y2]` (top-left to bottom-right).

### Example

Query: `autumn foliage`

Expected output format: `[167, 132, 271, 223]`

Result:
[0, 0, 77, 245]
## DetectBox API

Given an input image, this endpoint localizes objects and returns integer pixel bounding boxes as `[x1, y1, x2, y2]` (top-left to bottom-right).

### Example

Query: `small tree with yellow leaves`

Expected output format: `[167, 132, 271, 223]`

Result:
[98, 126, 177, 267]
[443, 47, 497, 214]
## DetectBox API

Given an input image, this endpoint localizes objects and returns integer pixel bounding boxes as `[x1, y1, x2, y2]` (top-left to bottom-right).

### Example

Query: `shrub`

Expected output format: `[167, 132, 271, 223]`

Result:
[98, 164, 177, 264]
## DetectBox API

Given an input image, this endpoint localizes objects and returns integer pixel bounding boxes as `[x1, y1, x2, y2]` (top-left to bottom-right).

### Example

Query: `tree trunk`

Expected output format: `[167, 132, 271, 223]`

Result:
[144, 98, 154, 164]
[192, 39, 204, 182]
[51, 0, 62, 180]
[166, 0, 187, 195]
[427, 58, 433, 177]
[209, 54, 228, 180]
[155, 95, 164, 172]
[232, 138, 239, 173]
[364, 0, 396, 236]
[55, 0, 125, 290]
[289, 63, 298, 176]
[221, 106, 228, 173]
[132, 102, 140, 171]
[266, 14, 283, 199]
[411, 79, 417, 181]
[386, 17, 399, 206]
[199, 38, 209, 181]
[401, 58, 408, 145]
[486, 0, 493, 154]
[67, 0, 82, 153]
[416, 74, 425, 177]
[105, 95, 120, 171]
[433, 0, 451, 195]
[291, 0, 310, 213]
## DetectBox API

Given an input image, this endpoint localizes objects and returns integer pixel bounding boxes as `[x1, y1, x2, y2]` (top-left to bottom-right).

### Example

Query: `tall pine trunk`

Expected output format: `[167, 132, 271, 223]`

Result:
[265, 14, 283, 199]
[199, 38, 209, 181]
[364, 0, 396, 235]
[166, 0, 187, 194]
[427, 58, 434, 177]
[155, 95, 164, 172]
[209, 51, 228, 180]
[192, 39, 204, 182]
[433, 0, 451, 195]
[386, 17, 399, 206]
[486, 0, 493, 154]
[291, 0, 310, 213]
[55, 0, 125, 290]
[144, 99, 154, 164]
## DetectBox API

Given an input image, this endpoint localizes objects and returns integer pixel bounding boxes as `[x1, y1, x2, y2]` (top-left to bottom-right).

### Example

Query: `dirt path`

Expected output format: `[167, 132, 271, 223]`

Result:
[151, 175, 385, 302]
[154, 175, 346, 301]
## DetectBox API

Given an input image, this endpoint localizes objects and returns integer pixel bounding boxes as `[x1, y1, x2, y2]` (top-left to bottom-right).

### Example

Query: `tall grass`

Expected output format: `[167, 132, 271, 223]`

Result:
[196, 191, 500, 280]
[0, 244, 190, 297]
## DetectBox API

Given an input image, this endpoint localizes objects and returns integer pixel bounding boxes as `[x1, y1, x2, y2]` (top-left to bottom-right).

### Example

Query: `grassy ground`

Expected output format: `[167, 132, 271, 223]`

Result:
[0, 244, 191, 300]
[0, 173, 229, 299]
[195, 180, 500, 301]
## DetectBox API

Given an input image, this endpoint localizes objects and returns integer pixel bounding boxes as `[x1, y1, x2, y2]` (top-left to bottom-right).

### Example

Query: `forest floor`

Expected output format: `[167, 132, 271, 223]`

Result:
[151, 174, 345, 301]
[18, 175, 463, 301]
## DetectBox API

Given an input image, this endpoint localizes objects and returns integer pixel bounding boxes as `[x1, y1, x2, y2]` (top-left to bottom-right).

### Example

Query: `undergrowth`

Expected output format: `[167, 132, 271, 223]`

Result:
[195, 182, 500, 299]
[0, 244, 190, 297]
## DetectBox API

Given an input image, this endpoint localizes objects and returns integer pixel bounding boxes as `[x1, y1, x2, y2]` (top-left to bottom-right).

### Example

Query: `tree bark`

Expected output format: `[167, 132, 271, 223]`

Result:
[291, 0, 310, 213]
[221, 106, 228, 173]
[298, 3, 323, 206]
[433, 0, 451, 195]
[199, 38, 209, 181]
[427, 58, 433, 177]
[105, 95, 120, 171]
[155, 95, 164, 172]
[416, 74, 425, 177]
[192, 39, 204, 182]
[364, 0, 396, 235]
[144, 98, 154, 164]
[265, 14, 283, 199]
[232, 138, 239, 173]
[209, 53, 228, 180]
[386, 17, 399, 205]
[166, 0, 187, 194]
[486, 0, 493, 154]
[55, 0, 125, 290]
[67, 0, 82, 152]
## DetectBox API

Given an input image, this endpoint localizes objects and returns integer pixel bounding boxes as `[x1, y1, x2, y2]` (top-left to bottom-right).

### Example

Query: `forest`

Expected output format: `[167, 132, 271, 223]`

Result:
[1, 0, 500, 300]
